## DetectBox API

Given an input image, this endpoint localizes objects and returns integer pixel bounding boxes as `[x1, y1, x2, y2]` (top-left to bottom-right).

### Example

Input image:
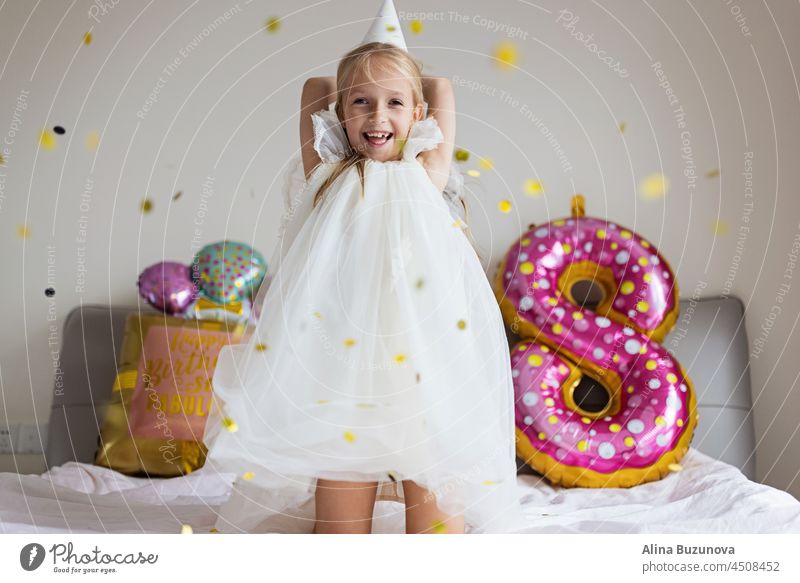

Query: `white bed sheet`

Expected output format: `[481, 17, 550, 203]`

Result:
[1, 448, 798, 534]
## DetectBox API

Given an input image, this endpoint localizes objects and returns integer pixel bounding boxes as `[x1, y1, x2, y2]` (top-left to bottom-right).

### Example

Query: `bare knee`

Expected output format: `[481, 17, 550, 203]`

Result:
[314, 479, 378, 534]
[402, 480, 465, 534]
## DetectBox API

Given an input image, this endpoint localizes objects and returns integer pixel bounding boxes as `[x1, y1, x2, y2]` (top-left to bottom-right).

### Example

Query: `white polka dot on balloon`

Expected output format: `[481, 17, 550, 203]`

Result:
[523, 392, 538, 406]
[535, 228, 548, 238]
[538, 279, 550, 289]
[584, 242, 593, 252]
[556, 448, 566, 460]
[603, 333, 614, 344]
[648, 378, 661, 389]
[624, 339, 641, 354]
[519, 296, 534, 311]
[615, 250, 630, 265]
[627, 419, 645, 434]
[596, 316, 611, 328]
[628, 310, 636, 317]
[656, 434, 669, 446]
[593, 347, 605, 359]
[632, 265, 640, 272]
[519, 253, 528, 261]
[666, 394, 682, 410]
[524, 415, 533, 425]
[574, 319, 589, 332]
[598, 442, 616, 459]
[623, 326, 635, 336]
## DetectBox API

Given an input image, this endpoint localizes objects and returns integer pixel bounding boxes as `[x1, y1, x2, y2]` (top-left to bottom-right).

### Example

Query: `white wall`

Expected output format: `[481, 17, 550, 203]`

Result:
[1, 0, 799, 498]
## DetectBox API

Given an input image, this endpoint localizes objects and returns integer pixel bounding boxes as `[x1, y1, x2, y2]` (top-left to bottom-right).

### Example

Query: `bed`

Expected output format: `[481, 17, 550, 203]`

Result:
[2, 297, 799, 534]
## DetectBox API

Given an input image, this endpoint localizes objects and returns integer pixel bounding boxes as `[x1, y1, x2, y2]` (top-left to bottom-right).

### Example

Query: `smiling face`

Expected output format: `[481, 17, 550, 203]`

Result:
[341, 58, 424, 161]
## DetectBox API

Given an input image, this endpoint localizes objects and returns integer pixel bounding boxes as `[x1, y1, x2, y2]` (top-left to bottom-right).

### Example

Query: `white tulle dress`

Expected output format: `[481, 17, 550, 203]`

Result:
[202, 102, 526, 534]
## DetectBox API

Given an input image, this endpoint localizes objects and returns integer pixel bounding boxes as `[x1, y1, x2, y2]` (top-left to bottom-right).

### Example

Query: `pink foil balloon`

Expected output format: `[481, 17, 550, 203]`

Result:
[137, 261, 198, 315]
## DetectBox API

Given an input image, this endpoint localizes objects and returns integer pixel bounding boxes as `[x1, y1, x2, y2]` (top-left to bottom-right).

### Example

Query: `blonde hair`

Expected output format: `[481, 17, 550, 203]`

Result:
[310, 41, 483, 264]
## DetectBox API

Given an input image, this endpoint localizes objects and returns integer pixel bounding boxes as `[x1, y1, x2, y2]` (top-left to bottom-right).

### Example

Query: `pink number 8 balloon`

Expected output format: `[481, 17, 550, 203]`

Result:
[494, 195, 698, 488]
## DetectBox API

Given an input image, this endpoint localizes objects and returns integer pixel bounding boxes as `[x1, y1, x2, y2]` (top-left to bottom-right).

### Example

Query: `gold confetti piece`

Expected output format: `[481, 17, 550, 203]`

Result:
[83, 32, 92, 45]
[415, 278, 425, 289]
[39, 130, 56, 151]
[313, 311, 324, 319]
[498, 199, 512, 213]
[172, 190, 183, 201]
[265, 17, 281, 33]
[668, 463, 683, 472]
[524, 179, 543, 196]
[478, 157, 494, 170]
[386, 25, 396, 32]
[466, 169, 480, 177]
[482, 480, 497, 486]
[454, 148, 469, 162]
[387, 470, 400, 482]
[254, 342, 268, 352]
[0, 153, 5, 165]
[343, 431, 356, 442]
[140, 198, 153, 213]
[209, 528, 220, 533]
[181, 524, 193, 534]
[456, 319, 467, 330]
[85, 130, 100, 152]
[494, 41, 519, 69]
[242, 471, 255, 481]
[316, 399, 329, 404]
[710, 219, 729, 235]
[431, 519, 447, 534]
[410, 20, 423, 34]
[452, 217, 466, 229]
[705, 168, 720, 178]
[17, 224, 31, 239]
[393, 353, 407, 364]
[222, 417, 239, 432]
[639, 173, 669, 200]
[343, 338, 356, 347]
[619, 121, 627, 133]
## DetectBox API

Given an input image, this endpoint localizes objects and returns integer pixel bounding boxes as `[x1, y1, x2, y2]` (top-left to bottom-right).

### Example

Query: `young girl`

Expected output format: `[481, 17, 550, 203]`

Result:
[204, 41, 525, 535]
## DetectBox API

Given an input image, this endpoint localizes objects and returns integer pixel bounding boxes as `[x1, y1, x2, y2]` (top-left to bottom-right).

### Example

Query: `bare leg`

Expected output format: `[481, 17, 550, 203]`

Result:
[313, 479, 378, 534]
[402, 480, 465, 534]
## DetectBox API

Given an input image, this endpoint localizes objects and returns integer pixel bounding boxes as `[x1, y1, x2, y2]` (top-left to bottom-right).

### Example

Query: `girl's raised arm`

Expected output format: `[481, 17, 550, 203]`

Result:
[418, 76, 456, 193]
[300, 76, 337, 179]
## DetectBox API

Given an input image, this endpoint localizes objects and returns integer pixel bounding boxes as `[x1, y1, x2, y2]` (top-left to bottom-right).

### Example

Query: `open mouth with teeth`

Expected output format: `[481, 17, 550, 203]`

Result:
[363, 131, 394, 147]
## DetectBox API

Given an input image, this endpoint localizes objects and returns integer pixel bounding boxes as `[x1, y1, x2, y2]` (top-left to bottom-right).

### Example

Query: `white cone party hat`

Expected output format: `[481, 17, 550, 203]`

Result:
[360, 0, 407, 51]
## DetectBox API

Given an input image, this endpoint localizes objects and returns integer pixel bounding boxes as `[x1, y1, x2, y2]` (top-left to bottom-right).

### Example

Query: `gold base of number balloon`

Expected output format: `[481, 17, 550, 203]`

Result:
[94, 312, 249, 477]
[495, 194, 698, 488]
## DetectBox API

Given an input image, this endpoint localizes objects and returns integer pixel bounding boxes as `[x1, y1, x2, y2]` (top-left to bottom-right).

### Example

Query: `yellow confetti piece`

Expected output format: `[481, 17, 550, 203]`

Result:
[710, 219, 729, 235]
[431, 519, 447, 534]
[0, 153, 6, 166]
[393, 353, 407, 364]
[466, 169, 480, 177]
[83, 32, 92, 45]
[140, 198, 153, 214]
[386, 25, 396, 32]
[387, 470, 400, 482]
[343, 431, 356, 442]
[85, 130, 100, 152]
[222, 417, 238, 432]
[172, 190, 183, 201]
[640, 173, 669, 200]
[451, 217, 466, 229]
[494, 41, 519, 69]
[410, 20, 423, 34]
[619, 121, 627, 133]
[498, 199, 512, 213]
[415, 278, 425, 289]
[482, 480, 497, 486]
[343, 338, 356, 347]
[209, 528, 220, 533]
[456, 319, 467, 330]
[242, 471, 255, 481]
[313, 311, 324, 319]
[524, 179, 543, 196]
[254, 342, 268, 352]
[181, 524, 193, 534]
[478, 157, 494, 170]
[705, 168, 720, 179]
[39, 130, 56, 151]
[265, 17, 281, 33]
[17, 224, 31, 239]
[316, 399, 329, 404]
[454, 148, 470, 162]
[668, 463, 683, 472]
